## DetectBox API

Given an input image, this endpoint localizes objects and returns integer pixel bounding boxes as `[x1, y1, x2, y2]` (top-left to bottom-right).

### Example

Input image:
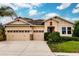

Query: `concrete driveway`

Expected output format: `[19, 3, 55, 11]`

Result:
[0, 41, 54, 56]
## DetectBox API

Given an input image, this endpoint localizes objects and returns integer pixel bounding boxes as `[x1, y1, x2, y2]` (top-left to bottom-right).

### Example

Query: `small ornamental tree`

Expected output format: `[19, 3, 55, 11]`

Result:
[73, 21, 79, 37]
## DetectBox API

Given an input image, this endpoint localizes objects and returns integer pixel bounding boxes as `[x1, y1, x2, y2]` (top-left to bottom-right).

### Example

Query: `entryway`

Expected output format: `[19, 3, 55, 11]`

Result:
[47, 26, 55, 32]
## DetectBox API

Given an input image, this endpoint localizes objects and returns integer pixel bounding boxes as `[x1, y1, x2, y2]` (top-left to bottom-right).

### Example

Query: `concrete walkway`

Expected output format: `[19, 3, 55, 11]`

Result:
[0, 41, 54, 56]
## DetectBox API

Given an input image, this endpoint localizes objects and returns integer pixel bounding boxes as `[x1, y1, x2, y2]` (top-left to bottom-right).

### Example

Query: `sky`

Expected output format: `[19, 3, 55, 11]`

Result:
[0, 3, 79, 24]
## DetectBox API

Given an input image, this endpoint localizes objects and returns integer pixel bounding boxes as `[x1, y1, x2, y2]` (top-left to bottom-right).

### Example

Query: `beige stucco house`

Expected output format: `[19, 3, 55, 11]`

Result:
[5, 16, 74, 41]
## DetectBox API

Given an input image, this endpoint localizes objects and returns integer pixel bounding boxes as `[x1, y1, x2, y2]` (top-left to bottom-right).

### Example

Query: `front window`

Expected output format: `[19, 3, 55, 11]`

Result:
[62, 27, 66, 34]
[67, 27, 71, 34]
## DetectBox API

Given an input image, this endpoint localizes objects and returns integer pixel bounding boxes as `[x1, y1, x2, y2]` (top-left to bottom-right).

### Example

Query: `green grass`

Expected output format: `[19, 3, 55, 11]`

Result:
[48, 41, 79, 53]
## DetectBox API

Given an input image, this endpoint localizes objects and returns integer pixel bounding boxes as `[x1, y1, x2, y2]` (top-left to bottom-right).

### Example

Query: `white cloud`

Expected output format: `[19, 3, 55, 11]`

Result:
[0, 17, 13, 24]
[63, 17, 74, 23]
[12, 3, 42, 9]
[29, 9, 38, 16]
[62, 17, 79, 23]
[76, 4, 79, 8]
[43, 13, 59, 19]
[72, 8, 79, 13]
[0, 3, 42, 11]
[72, 4, 79, 13]
[14, 3, 29, 7]
[71, 17, 79, 20]
[57, 3, 71, 10]
[13, 3, 32, 9]
[30, 3, 41, 5]
[8, 4, 19, 10]
[29, 3, 42, 7]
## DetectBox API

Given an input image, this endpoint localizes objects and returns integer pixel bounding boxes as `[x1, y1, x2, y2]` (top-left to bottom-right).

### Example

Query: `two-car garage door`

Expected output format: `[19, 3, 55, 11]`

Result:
[7, 33, 30, 41]
[6, 30, 44, 41]
[6, 30, 30, 41]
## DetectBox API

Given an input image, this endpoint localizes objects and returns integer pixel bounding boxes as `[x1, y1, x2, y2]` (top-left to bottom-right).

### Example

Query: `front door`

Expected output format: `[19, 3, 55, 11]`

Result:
[47, 27, 55, 32]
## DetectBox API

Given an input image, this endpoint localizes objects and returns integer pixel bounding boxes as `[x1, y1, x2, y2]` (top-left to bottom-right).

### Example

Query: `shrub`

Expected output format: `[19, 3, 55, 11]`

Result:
[0, 35, 6, 41]
[0, 24, 6, 41]
[61, 36, 79, 42]
[47, 32, 61, 44]
[44, 32, 50, 41]
[73, 21, 79, 37]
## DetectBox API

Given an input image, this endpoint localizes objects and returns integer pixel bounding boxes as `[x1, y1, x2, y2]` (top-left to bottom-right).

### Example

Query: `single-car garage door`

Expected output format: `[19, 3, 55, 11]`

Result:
[33, 30, 44, 41]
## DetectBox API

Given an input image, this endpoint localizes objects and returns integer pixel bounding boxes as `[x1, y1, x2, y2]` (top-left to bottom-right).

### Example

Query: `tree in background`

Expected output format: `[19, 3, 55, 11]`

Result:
[0, 5, 17, 19]
[72, 20, 79, 37]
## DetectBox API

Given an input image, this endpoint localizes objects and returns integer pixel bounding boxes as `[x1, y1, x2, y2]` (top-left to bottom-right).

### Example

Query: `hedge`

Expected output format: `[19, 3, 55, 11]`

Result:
[44, 32, 79, 44]
[61, 36, 79, 42]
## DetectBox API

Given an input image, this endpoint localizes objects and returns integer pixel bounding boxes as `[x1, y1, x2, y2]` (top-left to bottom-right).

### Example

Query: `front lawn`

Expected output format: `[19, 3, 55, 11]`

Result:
[48, 41, 79, 53]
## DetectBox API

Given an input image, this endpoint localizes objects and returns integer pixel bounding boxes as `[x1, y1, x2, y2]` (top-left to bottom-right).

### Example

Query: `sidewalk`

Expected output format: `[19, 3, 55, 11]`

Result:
[53, 52, 79, 56]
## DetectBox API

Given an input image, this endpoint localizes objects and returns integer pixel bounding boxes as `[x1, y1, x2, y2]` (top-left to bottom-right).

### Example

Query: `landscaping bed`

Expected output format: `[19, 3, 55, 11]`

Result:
[48, 41, 79, 53]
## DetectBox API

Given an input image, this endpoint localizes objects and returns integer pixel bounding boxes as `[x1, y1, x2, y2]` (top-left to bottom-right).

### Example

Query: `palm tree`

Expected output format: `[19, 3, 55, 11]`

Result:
[0, 6, 17, 19]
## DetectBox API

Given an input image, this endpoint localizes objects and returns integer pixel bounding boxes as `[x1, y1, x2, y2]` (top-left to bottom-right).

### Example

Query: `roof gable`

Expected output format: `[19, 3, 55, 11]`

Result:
[5, 18, 32, 25]
[44, 16, 74, 25]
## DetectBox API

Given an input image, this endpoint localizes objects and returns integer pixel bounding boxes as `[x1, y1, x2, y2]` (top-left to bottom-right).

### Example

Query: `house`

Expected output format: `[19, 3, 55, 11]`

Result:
[5, 16, 74, 41]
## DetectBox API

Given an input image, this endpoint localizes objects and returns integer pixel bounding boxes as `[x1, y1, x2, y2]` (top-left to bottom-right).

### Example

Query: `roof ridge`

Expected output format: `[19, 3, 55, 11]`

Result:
[52, 16, 74, 24]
